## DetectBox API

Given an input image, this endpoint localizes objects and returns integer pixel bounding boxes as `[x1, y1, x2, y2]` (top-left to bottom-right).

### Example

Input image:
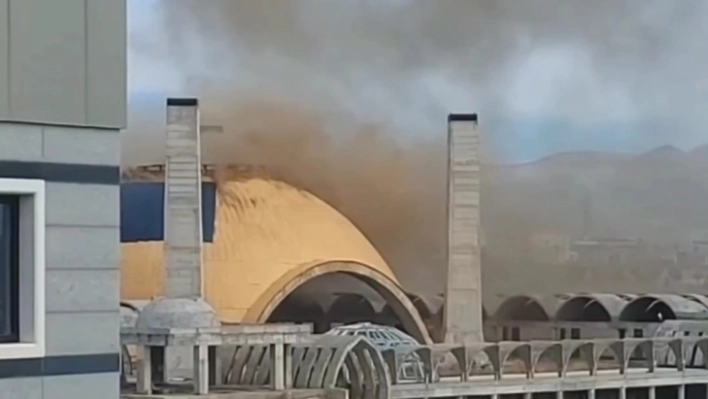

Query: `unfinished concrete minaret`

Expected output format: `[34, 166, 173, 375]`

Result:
[164, 98, 204, 298]
[443, 113, 484, 344]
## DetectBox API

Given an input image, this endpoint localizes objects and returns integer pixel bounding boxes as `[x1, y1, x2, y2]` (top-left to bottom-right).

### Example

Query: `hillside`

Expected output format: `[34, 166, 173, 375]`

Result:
[476, 145, 708, 296]
[482, 144, 708, 249]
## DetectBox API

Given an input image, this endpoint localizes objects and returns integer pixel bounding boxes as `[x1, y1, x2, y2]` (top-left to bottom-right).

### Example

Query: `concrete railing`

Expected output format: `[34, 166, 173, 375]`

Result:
[381, 337, 708, 384]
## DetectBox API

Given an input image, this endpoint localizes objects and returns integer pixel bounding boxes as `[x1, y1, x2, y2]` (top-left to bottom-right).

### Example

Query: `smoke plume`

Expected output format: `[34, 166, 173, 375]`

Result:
[125, 0, 708, 295]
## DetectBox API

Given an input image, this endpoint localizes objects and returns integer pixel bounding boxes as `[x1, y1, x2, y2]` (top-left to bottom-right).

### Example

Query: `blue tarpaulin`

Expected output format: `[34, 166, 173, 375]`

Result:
[120, 182, 217, 243]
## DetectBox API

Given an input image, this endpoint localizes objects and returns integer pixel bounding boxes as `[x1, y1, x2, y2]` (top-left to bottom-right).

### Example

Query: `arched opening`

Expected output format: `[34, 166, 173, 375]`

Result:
[495, 296, 550, 321]
[246, 261, 432, 344]
[620, 297, 676, 322]
[556, 296, 611, 322]
[327, 293, 378, 326]
[407, 294, 437, 320]
[376, 304, 405, 331]
[267, 296, 328, 333]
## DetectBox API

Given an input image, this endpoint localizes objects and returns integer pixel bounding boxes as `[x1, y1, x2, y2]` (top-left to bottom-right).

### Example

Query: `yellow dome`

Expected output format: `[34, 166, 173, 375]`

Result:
[121, 174, 430, 342]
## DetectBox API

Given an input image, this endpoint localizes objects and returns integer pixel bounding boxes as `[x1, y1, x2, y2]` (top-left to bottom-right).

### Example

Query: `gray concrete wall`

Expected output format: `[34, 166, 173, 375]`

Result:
[0, 1, 125, 398]
[0, 0, 127, 128]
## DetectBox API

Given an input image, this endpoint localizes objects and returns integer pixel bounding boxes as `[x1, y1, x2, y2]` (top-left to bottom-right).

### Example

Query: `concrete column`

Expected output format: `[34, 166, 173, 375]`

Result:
[136, 346, 152, 395]
[619, 387, 626, 399]
[678, 384, 685, 399]
[193, 345, 209, 395]
[523, 392, 532, 399]
[588, 389, 595, 399]
[556, 391, 563, 399]
[648, 386, 656, 399]
[284, 344, 293, 388]
[443, 113, 484, 345]
[164, 97, 204, 298]
[271, 343, 286, 390]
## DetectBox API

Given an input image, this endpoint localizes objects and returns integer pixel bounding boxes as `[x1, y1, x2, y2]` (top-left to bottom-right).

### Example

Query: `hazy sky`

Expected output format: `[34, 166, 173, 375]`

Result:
[127, 0, 708, 163]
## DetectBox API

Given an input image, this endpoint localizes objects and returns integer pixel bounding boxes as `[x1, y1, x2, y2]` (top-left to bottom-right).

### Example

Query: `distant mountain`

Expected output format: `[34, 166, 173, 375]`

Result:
[481, 144, 708, 255]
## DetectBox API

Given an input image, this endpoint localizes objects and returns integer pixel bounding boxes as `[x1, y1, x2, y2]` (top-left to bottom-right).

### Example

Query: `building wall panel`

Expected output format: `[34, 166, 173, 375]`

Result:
[0, 377, 43, 399]
[86, 0, 127, 127]
[45, 183, 119, 227]
[43, 373, 118, 399]
[45, 269, 120, 313]
[42, 126, 121, 165]
[8, 0, 86, 125]
[0, 123, 43, 161]
[44, 311, 119, 356]
[0, 0, 126, 128]
[0, 0, 9, 118]
[45, 225, 119, 270]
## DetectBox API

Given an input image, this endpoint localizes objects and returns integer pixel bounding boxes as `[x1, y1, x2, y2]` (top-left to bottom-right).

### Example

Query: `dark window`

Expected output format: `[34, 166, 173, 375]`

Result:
[571, 328, 581, 339]
[0, 196, 19, 343]
[511, 327, 521, 341]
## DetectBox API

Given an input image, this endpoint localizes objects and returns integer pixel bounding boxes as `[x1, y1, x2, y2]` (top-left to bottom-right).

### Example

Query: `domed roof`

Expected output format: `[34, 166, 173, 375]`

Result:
[122, 173, 400, 323]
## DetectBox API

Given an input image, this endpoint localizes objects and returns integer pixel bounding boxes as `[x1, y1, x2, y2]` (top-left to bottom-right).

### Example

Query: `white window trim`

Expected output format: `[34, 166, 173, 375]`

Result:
[0, 178, 45, 359]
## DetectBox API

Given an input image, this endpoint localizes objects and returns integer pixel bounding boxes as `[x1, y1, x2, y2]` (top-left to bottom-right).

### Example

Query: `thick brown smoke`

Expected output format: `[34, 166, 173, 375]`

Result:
[125, 93, 451, 294]
[126, 0, 708, 296]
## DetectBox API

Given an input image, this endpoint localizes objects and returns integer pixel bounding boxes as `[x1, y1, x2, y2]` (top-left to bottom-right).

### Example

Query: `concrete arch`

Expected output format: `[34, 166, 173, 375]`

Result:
[495, 295, 551, 321]
[327, 294, 377, 324]
[620, 294, 708, 322]
[268, 297, 328, 332]
[556, 294, 629, 322]
[407, 293, 443, 320]
[531, 343, 563, 375]
[243, 260, 432, 344]
[499, 342, 532, 378]
[682, 294, 708, 310]
[406, 293, 490, 323]
[380, 337, 699, 383]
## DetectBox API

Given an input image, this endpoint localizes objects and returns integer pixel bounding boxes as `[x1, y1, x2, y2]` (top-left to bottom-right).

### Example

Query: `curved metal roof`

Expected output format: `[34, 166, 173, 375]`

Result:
[682, 294, 708, 310]
[555, 293, 630, 321]
[494, 295, 564, 321]
[487, 293, 708, 322]
[325, 322, 419, 348]
[620, 294, 708, 321]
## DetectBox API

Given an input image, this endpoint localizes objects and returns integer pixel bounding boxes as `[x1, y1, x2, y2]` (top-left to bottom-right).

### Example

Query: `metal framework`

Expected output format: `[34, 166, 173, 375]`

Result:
[224, 334, 390, 399]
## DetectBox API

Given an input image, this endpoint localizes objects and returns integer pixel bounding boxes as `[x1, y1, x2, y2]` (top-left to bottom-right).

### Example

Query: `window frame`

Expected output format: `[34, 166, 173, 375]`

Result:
[0, 178, 45, 360]
[0, 195, 20, 343]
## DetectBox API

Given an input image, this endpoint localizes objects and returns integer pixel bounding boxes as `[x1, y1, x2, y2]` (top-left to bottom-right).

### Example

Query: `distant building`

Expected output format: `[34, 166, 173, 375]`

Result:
[690, 240, 708, 265]
[570, 237, 643, 265]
